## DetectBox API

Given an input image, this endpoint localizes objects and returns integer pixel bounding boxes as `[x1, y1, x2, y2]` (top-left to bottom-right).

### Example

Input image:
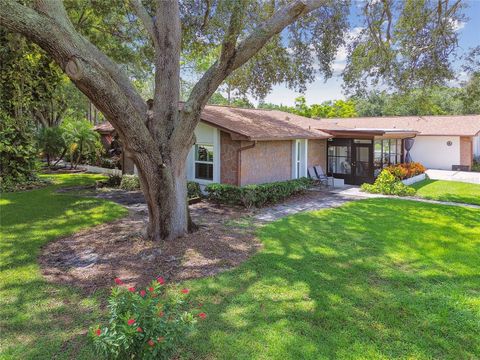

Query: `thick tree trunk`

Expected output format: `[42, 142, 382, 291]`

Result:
[135, 149, 190, 241]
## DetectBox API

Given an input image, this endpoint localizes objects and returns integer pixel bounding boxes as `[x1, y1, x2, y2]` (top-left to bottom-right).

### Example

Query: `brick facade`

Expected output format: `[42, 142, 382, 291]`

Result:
[460, 136, 473, 169]
[307, 139, 327, 170]
[239, 140, 292, 186]
[220, 131, 241, 185]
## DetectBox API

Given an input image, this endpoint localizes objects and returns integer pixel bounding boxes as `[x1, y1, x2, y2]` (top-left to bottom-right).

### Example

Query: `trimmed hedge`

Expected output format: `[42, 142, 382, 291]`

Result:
[187, 181, 202, 199]
[205, 177, 314, 208]
[119, 174, 140, 191]
[119, 175, 202, 200]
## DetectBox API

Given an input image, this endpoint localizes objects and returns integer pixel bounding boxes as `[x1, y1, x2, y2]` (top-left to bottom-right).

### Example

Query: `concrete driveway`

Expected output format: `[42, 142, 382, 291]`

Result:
[426, 169, 480, 184]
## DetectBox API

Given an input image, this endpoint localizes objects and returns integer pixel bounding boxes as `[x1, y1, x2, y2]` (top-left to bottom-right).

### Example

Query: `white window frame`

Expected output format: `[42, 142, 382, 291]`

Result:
[292, 139, 308, 179]
[187, 126, 220, 185]
[194, 143, 214, 181]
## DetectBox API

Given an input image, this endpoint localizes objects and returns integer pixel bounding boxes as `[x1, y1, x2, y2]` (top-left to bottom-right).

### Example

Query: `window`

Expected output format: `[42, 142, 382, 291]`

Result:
[374, 139, 403, 176]
[194, 144, 214, 181]
[328, 145, 351, 174]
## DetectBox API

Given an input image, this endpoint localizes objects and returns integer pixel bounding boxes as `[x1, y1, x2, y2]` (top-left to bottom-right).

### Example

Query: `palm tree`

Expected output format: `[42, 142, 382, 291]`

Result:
[62, 119, 99, 169]
[36, 126, 66, 167]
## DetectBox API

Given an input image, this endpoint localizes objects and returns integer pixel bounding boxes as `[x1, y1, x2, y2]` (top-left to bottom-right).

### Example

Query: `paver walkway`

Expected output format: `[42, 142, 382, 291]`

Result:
[254, 190, 358, 221]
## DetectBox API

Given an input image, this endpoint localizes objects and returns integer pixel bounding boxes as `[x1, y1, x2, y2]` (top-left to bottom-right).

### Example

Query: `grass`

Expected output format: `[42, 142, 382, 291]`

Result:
[2, 175, 480, 359]
[412, 179, 480, 205]
[0, 174, 127, 359]
[184, 199, 480, 359]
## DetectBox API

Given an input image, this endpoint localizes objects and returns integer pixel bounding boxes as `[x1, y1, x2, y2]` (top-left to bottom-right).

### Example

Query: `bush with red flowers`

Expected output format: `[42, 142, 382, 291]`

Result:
[385, 162, 426, 180]
[90, 278, 205, 360]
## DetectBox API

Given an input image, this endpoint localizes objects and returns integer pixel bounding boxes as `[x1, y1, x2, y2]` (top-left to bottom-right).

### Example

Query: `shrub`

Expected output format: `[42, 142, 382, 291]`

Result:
[473, 157, 480, 172]
[90, 277, 204, 360]
[187, 181, 202, 199]
[361, 169, 416, 196]
[99, 157, 118, 169]
[0, 112, 39, 192]
[385, 162, 426, 180]
[205, 177, 314, 208]
[120, 174, 141, 191]
[97, 174, 123, 188]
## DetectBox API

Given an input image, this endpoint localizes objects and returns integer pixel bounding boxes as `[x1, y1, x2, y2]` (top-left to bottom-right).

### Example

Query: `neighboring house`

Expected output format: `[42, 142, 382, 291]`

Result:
[95, 107, 480, 186]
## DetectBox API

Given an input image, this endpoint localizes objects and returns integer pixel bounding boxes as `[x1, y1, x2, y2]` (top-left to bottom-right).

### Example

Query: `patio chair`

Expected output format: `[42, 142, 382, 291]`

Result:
[308, 166, 330, 187]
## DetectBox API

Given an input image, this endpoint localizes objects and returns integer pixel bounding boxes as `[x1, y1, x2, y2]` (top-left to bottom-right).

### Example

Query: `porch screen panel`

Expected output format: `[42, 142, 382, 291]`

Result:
[328, 145, 351, 174]
[374, 139, 403, 175]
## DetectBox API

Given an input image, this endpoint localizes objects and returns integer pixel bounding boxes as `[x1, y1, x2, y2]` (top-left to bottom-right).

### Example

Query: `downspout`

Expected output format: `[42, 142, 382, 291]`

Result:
[236, 140, 257, 186]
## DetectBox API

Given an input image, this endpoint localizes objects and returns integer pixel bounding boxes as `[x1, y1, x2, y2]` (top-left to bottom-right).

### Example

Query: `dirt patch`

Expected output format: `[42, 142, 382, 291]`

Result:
[39, 201, 262, 294]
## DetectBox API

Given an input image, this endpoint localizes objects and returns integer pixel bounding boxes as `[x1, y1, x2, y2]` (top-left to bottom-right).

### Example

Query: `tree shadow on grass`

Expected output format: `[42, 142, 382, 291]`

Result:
[182, 199, 480, 359]
[0, 176, 126, 359]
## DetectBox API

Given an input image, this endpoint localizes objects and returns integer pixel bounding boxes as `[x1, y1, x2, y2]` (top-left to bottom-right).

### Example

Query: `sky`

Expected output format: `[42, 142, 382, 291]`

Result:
[258, 0, 480, 107]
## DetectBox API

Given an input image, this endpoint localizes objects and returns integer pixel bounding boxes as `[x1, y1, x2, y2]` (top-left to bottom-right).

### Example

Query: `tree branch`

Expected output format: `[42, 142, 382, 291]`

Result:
[129, 0, 158, 47]
[176, 0, 325, 144]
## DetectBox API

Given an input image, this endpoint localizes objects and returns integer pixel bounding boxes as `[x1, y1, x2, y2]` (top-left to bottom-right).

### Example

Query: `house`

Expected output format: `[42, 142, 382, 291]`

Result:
[95, 107, 480, 186]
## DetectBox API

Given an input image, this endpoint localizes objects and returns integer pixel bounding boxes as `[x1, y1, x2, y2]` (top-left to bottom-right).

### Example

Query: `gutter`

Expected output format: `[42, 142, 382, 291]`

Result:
[236, 141, 257, 186]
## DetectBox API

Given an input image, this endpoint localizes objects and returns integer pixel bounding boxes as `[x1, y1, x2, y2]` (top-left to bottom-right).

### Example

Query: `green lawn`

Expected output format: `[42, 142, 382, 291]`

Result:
[0, 174, 127, 359]
[2, 176, 480, 359]
[184, 199, 480, 359]
[412, 179, 480, 206]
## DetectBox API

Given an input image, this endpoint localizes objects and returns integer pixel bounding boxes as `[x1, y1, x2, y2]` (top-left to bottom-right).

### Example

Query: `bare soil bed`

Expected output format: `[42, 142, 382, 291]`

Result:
[40, 197, 262, 294]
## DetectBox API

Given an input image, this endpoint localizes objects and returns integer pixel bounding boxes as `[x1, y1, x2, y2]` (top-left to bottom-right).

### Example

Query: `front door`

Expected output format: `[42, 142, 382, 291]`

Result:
[327, 139, 374, 185]
[352, 142, 373, 185]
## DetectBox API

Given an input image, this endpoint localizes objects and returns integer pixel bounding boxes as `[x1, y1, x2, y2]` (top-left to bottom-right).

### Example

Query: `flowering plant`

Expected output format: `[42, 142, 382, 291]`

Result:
[385, 162, 426, 180]
[90, 277, 205, 359]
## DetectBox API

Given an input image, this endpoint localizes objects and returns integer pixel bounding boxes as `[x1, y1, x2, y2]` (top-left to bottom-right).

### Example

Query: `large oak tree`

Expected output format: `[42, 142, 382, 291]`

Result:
[0, 0, 466, 241]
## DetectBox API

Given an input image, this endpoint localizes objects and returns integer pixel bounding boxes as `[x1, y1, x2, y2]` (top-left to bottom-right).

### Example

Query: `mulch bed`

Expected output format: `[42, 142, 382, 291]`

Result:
[39, 200, 262, 294]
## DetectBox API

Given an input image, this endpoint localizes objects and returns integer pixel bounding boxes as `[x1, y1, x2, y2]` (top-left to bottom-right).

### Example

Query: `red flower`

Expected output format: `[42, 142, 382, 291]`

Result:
[128, 287, 136, 292]
[114, 278, 123, 285]
[95, 328, 101, 336]
[148, 339, 155, 347]
[157, 277, 165, 285]
[127, 319, 135, 326]
[158, 311, 164, 317]
[136, 327, 143, 333]
[181, 288, 189, 294]
[198, 312, 207, 319]
[157, 336, 165, 342]
[140, 290, 146, 297]
[148, 287, 154, 292]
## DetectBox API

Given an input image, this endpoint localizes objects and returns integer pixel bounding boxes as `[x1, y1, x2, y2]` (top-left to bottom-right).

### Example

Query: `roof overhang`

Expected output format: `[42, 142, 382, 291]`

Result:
[320, 128, 418, 139]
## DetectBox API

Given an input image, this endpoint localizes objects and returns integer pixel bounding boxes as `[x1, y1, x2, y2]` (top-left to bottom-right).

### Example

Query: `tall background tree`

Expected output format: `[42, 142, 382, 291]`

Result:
[0, 0, 467, 240]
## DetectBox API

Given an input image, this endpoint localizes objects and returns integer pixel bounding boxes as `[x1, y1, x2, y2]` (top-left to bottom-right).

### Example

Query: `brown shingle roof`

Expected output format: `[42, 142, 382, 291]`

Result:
[93, 106, 332, 140]
[201, 105, 331, 140]
[312, 115, 480, 137]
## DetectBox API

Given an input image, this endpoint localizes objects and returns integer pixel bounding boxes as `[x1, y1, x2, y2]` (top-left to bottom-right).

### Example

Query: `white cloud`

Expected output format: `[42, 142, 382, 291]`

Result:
[451, 19, 466, 32]
[329, 27, 363, 75]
